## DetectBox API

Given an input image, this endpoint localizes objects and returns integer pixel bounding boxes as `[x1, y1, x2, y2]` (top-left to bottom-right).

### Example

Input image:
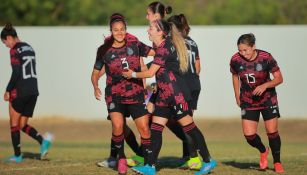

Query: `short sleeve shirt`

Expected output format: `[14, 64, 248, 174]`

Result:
[230, 50, 280, 110]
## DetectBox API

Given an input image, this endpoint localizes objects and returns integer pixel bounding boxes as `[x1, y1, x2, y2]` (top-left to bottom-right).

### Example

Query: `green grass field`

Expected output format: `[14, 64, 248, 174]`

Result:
[0, 118, 307, 175]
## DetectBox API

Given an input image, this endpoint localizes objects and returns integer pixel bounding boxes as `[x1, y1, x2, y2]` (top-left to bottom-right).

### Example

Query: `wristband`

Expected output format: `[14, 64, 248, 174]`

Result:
[132, 72, 137, 78]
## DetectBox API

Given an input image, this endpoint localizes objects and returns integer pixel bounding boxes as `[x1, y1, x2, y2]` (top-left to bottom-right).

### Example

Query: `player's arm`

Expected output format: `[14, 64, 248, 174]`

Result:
[195, 59, 201, 75]
[123, 64, 160, 79]
[91, 58, 105, 101]
[253, 70, 283, 96]
[232, 74, 240, 107]
[4, 62, 21, 101]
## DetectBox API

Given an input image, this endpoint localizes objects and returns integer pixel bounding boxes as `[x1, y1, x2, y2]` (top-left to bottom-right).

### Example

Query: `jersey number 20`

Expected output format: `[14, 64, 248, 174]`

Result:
[22, 56, 37, 79]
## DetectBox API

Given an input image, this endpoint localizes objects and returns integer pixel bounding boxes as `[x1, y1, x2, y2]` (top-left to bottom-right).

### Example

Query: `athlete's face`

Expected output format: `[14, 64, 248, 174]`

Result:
[1, 36, 15, 48]
[238, 43, 256, 60]
[111, 21, 126, 44]
[146, 8, 162, 23]
[147, 22, 162, 43]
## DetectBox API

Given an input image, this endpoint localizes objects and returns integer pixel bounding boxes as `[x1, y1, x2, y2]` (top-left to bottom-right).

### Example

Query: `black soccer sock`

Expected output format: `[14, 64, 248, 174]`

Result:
[183, 122, 211, 162]
[141, 137, 151, 165]
[244, 134, 266, 153]
[124, 125, 142, 156]
[166, 120, 193, 158]
[110, 138, 118, 158]
[148, 122, 164, 166]
[11, 126, 21, 156]
[21, 124, 43, 145]
[267, 131, 281, 163]
[112, 133, 125, 159]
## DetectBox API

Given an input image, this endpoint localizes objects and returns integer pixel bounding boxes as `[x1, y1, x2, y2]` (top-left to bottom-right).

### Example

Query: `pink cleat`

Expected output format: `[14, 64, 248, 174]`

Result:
[118, 158, 127, 175]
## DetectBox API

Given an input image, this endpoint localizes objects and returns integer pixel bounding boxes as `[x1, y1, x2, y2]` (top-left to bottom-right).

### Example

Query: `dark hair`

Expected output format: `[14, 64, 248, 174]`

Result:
[237, 33, 256, 47]
[148, 1, 172, 19]
[1, 22, 18, 40]
[155, 19, 171, 37]
[109, 13, 127, 30]
[167, 14, 190, 37]
[97, 13, 127, 59]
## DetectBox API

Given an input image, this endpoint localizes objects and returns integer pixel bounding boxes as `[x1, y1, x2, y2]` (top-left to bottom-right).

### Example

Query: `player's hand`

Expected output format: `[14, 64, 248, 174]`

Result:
[94, 88, 102, 101]
[4, 92, 10, 101]
[253, 84, 267, 96]
[122, 69, 133, 79]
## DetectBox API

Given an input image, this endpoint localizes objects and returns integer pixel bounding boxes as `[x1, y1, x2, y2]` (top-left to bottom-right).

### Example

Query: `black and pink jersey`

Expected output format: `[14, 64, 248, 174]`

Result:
[153, 37, 191, 108]
[230, 50, 280, 110]
[182, 36, 201, 91]
[94, 33, 151, 104]
[6, 42, 39, 100]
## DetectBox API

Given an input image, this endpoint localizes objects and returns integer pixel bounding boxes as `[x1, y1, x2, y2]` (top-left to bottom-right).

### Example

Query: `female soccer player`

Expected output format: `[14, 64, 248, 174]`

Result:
[142, 2, 197, 167]
[1, 23, 52, 163]
[93, 13, 154, 174]
[91, 65, 146, 168]
[123, 19, 217, 175]
[230, 33, 284, 173]
[167, 14, 213, 170]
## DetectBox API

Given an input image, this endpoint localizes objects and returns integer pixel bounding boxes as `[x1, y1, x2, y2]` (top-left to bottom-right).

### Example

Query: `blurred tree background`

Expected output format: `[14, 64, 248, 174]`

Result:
[0, 0, 307, 26]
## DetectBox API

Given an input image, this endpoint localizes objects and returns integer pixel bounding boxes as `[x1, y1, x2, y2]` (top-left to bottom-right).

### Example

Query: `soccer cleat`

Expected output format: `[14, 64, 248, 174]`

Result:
[40, 132, 54, 160]
[96, 157, 117, 168]
[117, 158, 127, 175]
[132, 164, 156, 175]
[180, 157, 202, 170]
[4, 155, 23, 163]
[259, 147, 269, 170]
[194, 159, 217, 175]
[274, 162, 285, 173]
[126, 155, 144, 167]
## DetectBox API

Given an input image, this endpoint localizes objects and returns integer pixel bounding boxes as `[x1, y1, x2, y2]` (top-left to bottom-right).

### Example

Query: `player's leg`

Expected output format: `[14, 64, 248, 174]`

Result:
[97, 115, 117, 168]
[6, 101, 23, 163]
[263, 108, 284, 173]
[177, 115, 216, 175]
[242, 110, 268, 170]
[110, 110, 126, 174]
[129, 103, 151, 166]
[132, 106, 169, 175]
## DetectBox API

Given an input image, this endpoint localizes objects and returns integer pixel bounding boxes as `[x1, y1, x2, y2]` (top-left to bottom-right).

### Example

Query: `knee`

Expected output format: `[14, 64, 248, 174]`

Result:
[138, 124, 150, 137]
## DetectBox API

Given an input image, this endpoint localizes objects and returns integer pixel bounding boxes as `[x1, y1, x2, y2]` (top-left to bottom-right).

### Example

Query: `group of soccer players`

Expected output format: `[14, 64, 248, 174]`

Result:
[1, 1, 285, 175]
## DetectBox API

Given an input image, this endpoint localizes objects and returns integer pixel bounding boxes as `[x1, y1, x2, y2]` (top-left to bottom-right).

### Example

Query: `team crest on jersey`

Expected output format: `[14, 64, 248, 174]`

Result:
[127, 47, 134, 55]
[109, 102, 115, 110]
[256, 63, 263, 71]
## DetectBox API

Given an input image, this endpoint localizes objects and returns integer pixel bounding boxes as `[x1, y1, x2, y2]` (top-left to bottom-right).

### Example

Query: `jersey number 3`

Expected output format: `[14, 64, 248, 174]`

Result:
[121, 58, 129, 70]
[22, 56, 37, 79]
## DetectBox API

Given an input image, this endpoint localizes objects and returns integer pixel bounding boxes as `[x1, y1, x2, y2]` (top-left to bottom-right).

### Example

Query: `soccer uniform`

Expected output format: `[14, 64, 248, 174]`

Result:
[94, 33, 151, 119]
[183, 36, 201, 110]
[230, 49, 280, 121]
[152, 37, 192, 120]
[7, 42, 39, 117]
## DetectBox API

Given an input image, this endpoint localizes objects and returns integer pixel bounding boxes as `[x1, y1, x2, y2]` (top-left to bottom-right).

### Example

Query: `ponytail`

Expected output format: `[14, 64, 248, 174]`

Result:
[1, 22, 18, 40]
[170, 23, 188, 73]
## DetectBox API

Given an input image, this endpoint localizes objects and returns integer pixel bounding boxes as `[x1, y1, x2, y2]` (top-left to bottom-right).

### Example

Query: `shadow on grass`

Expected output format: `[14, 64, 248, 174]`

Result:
[157, 156, 184, 169]
[23, 152, 50, 161]
[222, 161, 266, 171]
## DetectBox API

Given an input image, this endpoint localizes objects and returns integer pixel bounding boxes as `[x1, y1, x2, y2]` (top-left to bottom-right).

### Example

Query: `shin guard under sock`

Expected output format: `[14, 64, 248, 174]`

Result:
[267, 131, 281, 163]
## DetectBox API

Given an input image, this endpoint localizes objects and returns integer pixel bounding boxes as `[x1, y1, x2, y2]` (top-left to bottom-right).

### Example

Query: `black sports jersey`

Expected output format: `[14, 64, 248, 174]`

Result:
[153, 37, 191, 108]
[230, 50, 280, 110]
[7, 42, 39, 100]
[94, 33, 151, 104]
[182, 36, 201, 91]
